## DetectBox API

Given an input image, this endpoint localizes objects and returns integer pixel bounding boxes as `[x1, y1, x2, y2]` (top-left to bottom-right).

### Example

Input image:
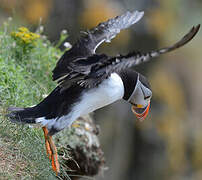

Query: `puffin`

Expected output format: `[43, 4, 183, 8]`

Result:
[7, 10, 200, 175]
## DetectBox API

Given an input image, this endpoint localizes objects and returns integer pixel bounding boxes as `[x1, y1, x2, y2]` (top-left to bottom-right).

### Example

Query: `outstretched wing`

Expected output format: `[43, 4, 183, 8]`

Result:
[109, 24, 200, 70]
[52, 10, 144, 82]
[77, 24, 200, 88]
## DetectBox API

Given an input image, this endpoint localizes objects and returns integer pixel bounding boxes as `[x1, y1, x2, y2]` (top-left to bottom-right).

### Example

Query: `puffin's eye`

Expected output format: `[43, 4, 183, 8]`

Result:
[144, 96, 151, 100]
[130, 102, 138, 107]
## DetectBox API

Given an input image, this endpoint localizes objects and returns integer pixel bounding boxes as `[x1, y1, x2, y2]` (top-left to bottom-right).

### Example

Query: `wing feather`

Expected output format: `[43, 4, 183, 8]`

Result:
[77, 25, 200, 88]
[52, 10, 144, 82]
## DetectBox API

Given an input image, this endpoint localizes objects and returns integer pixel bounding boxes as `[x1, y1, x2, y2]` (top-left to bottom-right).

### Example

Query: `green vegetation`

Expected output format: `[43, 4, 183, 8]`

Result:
[0, 20, 68, 179]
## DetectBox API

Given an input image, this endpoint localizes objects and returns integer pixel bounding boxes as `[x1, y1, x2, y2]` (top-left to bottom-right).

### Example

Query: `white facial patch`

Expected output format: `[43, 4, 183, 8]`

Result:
[128, 75, 151, 108]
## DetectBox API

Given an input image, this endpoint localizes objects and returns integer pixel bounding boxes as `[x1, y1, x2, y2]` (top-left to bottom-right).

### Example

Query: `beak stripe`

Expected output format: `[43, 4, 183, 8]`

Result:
[132, 101, 150, 121]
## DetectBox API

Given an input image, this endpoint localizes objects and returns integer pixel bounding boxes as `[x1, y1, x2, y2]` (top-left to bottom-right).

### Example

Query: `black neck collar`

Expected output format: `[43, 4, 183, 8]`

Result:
[117, 69, 139, 101]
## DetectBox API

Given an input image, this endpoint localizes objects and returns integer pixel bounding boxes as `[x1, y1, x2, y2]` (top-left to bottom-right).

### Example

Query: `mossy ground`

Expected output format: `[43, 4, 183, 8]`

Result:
[0, 21, 69, 179]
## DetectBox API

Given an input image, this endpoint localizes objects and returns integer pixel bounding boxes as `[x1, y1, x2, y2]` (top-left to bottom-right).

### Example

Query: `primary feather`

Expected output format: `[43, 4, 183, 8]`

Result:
[52, 10, 144, 83]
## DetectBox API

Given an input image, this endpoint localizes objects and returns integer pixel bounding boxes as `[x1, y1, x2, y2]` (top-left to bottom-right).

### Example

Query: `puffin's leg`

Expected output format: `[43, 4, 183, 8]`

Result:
[42, 127, 52, 159]
[42, 127, 60, 175]
[48, 135, 60, 174]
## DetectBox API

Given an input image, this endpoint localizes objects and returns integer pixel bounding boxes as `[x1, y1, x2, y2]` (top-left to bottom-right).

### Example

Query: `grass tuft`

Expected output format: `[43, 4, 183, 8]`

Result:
[0, 20, 67, 179]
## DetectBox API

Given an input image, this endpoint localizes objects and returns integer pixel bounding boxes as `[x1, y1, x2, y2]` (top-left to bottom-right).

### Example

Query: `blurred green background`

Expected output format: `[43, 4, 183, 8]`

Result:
[0, 0, 202, 179]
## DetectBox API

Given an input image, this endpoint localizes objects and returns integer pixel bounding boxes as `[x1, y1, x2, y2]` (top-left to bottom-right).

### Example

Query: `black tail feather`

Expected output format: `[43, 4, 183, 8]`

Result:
[6, 86, 64, 124]
[7, 107, 37, 124]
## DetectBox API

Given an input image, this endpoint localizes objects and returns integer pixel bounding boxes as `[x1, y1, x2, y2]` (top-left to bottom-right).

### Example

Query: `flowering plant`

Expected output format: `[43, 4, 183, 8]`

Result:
[11, 27, 40, 54]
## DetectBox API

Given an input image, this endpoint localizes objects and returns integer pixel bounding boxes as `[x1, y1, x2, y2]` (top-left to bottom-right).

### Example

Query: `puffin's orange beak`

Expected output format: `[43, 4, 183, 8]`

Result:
[131, 101, 150, 121]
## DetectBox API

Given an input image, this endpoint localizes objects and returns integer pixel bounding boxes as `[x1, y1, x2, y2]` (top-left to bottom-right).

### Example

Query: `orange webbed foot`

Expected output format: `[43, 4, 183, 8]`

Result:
[42, 127, 60, 175]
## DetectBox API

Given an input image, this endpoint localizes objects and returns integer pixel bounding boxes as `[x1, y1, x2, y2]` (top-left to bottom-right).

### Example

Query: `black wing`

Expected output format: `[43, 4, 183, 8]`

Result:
[77, 25, 200, 88]
[58, 54, 111, 91]
[52, 10, 144, 82]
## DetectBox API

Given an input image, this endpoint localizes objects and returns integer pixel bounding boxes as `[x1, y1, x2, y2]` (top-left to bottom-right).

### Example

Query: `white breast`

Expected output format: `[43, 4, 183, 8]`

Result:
[75, 72, 124, 115]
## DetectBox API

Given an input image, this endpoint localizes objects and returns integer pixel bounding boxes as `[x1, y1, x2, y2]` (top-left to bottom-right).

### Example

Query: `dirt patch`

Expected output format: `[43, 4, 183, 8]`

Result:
[0, 137, 26, 179]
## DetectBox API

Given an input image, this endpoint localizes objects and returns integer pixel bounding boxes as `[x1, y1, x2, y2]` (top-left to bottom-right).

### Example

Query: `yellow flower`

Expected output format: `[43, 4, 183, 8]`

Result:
[11, 26, 40, 45]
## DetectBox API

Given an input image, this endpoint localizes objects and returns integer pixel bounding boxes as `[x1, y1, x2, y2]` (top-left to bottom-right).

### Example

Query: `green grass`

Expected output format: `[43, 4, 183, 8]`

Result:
[0, 20, 69, 179]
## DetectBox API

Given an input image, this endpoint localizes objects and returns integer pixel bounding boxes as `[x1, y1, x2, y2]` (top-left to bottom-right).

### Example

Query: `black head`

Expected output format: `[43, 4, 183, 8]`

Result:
[118, 69, 152, 121]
